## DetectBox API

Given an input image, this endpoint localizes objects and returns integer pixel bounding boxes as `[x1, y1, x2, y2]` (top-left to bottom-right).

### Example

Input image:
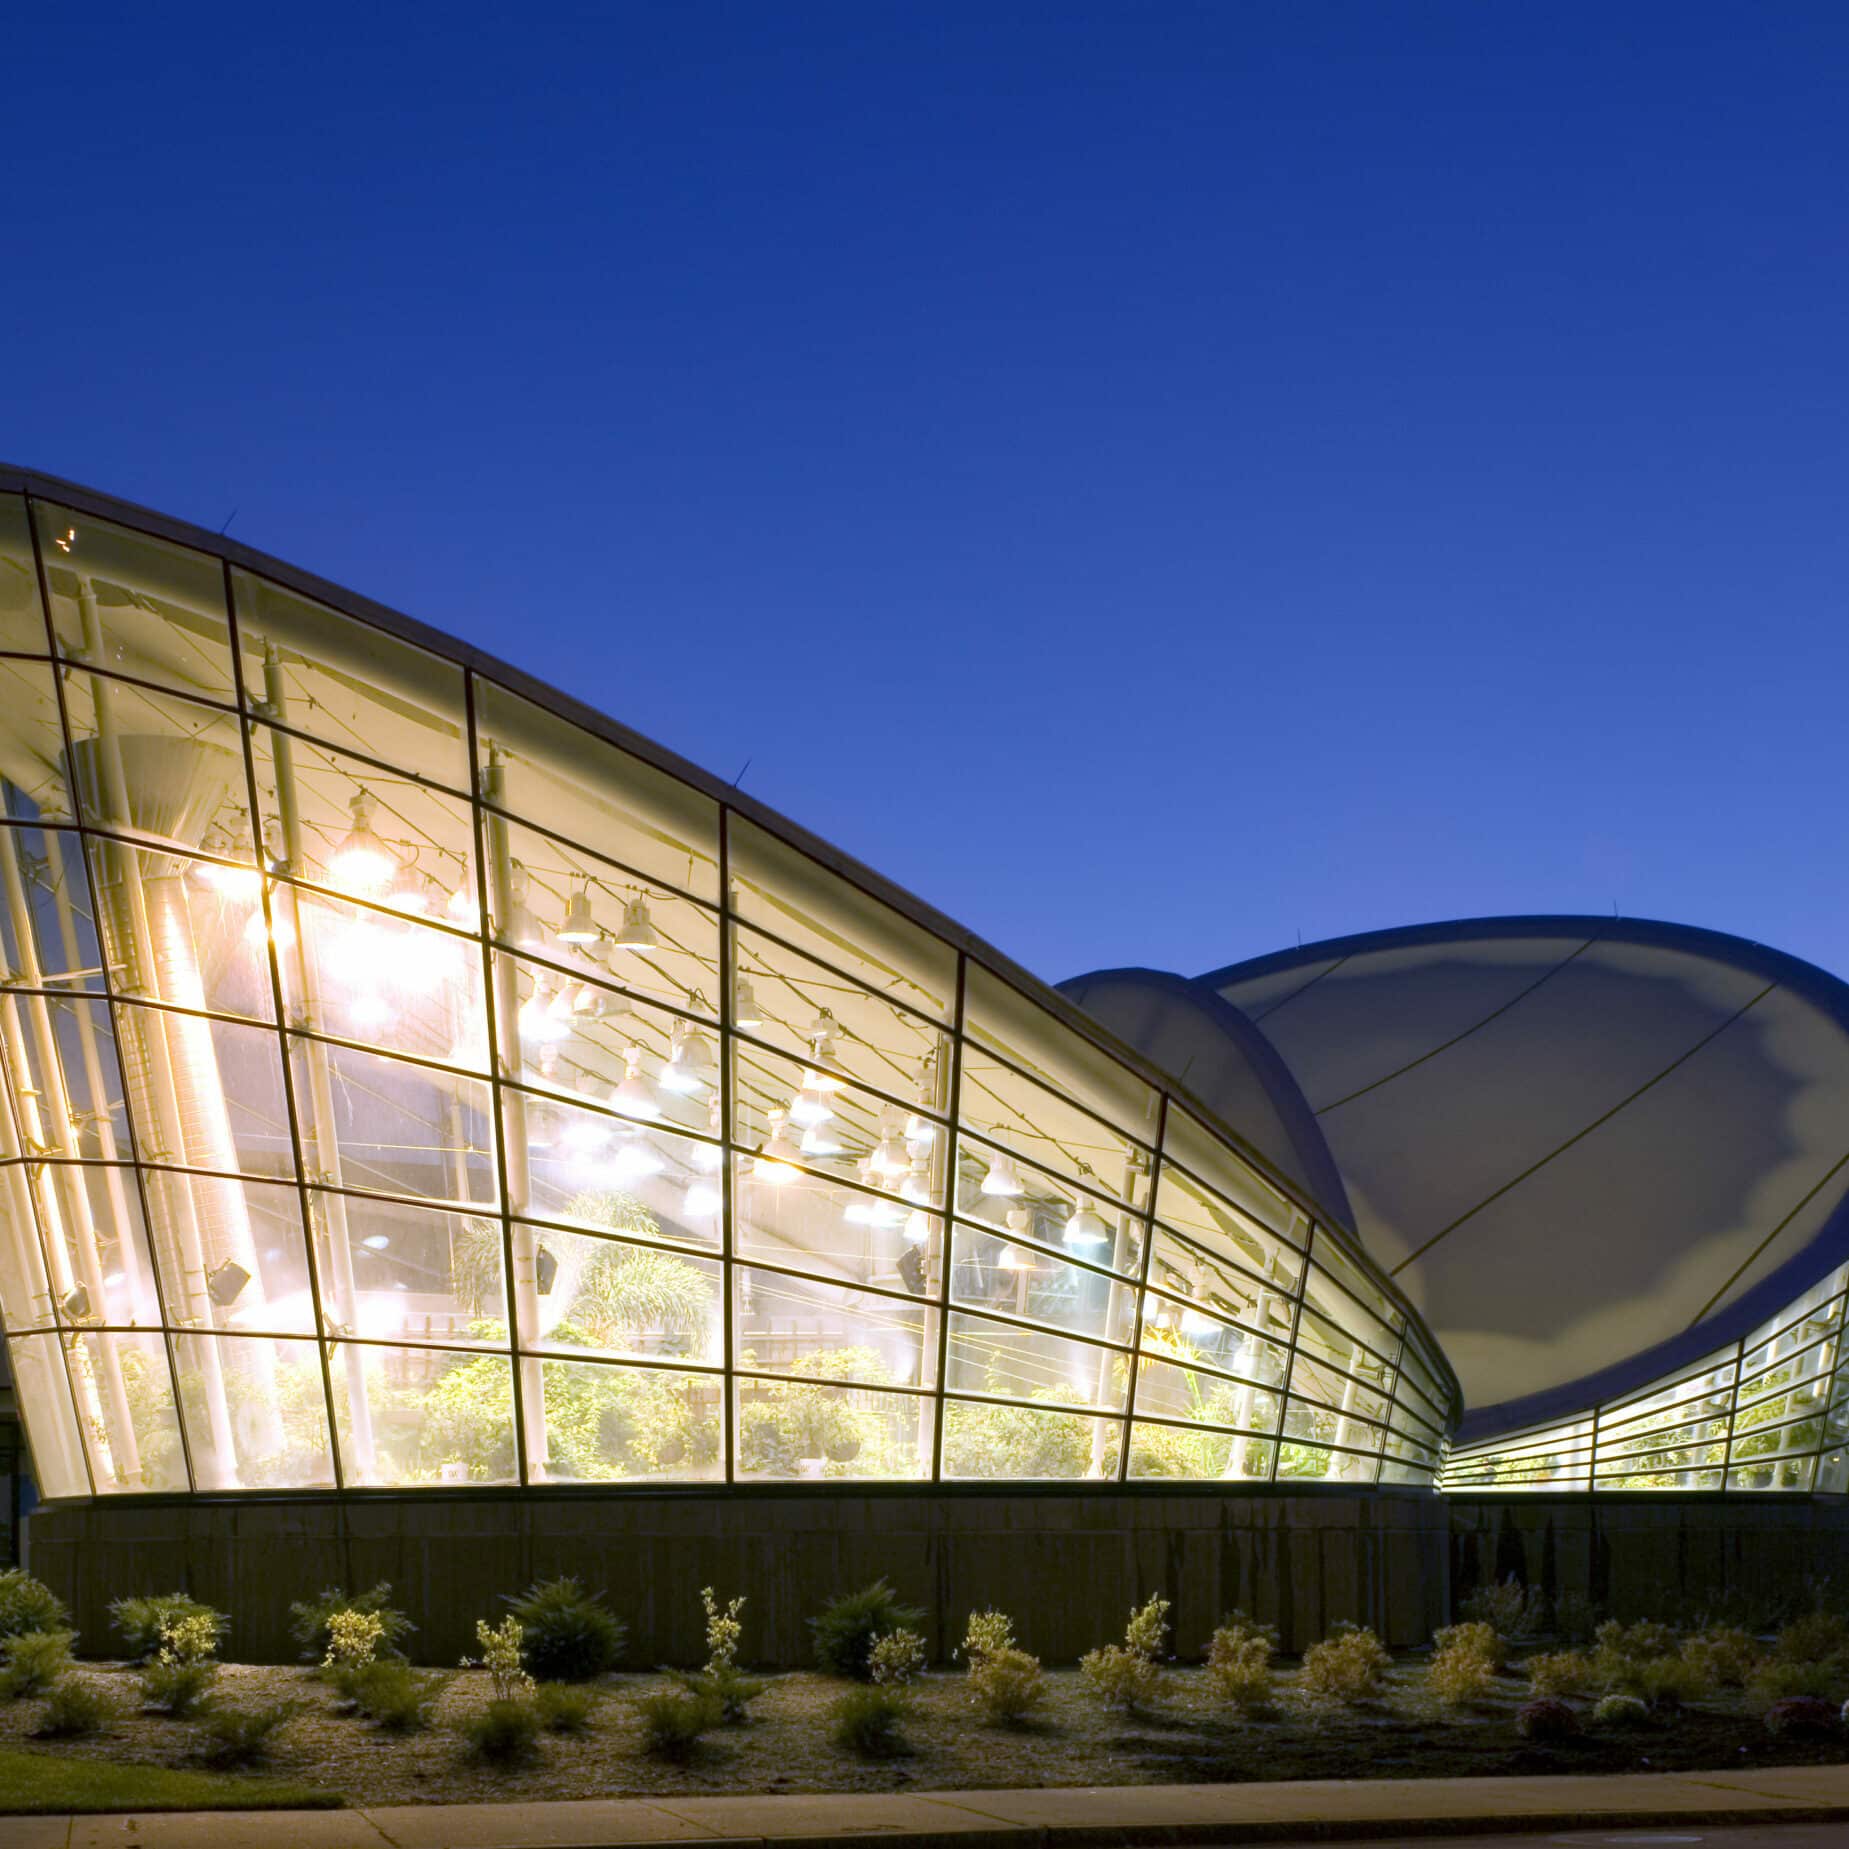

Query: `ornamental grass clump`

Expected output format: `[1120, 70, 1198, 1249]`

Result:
[288, 1582, 413, 1665]
[195, 1699, 303, 1768]
[1299, 1622, 1390, 1704]
[1080, 1594, 1169, 1714]
[463, 1698, 541, 1768]
[355, 1661, 447, 1733]
[961, 1609, 1046, 1726]
[810, 1578, 926, 1681]
[0, 1569, 67, 1642]
[1515, 1696, 1579, 1741]
[1592, 1692, 1650, 1729]
[1681, 1624, 1762, 1689]
[1204, 1612, 1276, 1712]
[535, 1682, 598, 1734]
[0, 1629, 73, 1701]
[635, 1685, 722, 1760]
[33, 1675, 117, 1739]
[110, 1593, 228, 1663]
[138, 1612, 220, 1717]
[1526, 1650, 1595, 1699]
[831, 1683, 910, 1758]
[1425, 1624, 1499, 1708]
[504, 1577, 625, 1682]
[1460, 1574, 1539, 1639]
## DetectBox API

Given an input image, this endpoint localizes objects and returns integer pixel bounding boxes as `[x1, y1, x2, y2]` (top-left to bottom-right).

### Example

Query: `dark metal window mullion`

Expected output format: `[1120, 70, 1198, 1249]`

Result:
[1275, 1222, 1313, 1486]
[1117, 1092, 1166, 1484]
[929, 954, 967, 1482]
[718, 808, 736, 1484]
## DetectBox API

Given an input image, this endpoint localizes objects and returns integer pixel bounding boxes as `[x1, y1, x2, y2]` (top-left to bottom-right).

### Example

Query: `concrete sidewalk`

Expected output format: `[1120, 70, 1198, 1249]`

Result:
[12, 1762, 1849, 1849]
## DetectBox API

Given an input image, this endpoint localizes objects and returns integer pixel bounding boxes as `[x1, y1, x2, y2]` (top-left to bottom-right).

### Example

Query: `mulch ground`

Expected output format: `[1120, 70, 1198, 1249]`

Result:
[0, 1660, 1843, 1807]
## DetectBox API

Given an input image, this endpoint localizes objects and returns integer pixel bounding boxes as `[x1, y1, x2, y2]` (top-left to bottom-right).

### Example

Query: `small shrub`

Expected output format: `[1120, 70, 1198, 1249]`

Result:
[701, 1587, 745, 1672]
[356, 1661, 445, 1733]
[138, 1613, 220, 1717]
[1426, 1642, 1495, 1708]
[463, 1697, 541, 1767]
[963, 1609, 1016, 1662]
[1300, 1623, 1390, 1703]
[1764, 1694, 1838, 1740]
[0, 1569, 68, 1642]
[288, 1582, 413, 1665]
[0, 1630, 73, 1701]
[1527, 1650, 1595, 1699]
[1592, 1692, 1650, 1728]
[34, 1675, 117, 1739]
[810, 1578, 926, 1681]
[1628, 1653, 1711, 1708]
[1080, 1644, 1160, 1711]
[1516, 1696, 1579, 1741]
[1774, 1610, 1849, 1665]
[196, 1699, 302, 1768]
[1433, 1621, 1505, 1670]
[869, 1628, 927, 1686]
[1553, 1592, 1599, 1647]
[1750, 1658, 1847, 1705]
[535, 1681, 598, 1734]
[831, 1683, 909, 1758]
[1592, 1619, 1679, 1676]
[668, 1663, 766, 1725]
[1460, 1575, 1539, 1638]
[504, 1578, 624, 1683]
[635, 1686, 720, 1760]
[110, 1594, 228, 1663]
[968, 1645, 1047, 1725]
[463, 1616, 535, 1703]
[1205, 1625, 1274, 1711]
[1682, 1625, 1762, 1689]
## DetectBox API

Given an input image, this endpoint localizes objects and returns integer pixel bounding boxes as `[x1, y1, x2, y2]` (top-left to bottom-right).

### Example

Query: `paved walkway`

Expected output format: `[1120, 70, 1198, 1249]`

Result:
[11, 1763, 1849, 1849]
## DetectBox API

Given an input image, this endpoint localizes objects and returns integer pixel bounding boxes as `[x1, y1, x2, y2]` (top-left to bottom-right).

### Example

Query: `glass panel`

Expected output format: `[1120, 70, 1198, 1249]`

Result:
[731, 922, 949, 1103]
[171, 1331, 334, 1490]
[727, 814, 953, 1022]
[1295, 1300, 1397, 1377]
[1154, 1163, 1304, 1290]
[141, 1171, 315, 1334]
[1133, 1354, 1281, 1433]
[731, 1156, 939, 1296]
[61, 670, 247, 853]
[8, 1333, 89, 1497]
[949, 1222, 1135, 1344]
[1286, 1353, 1394, 1426]
[233, 569, 470, 793]
[319, 1193, 509, 1350]
[945, 1310, 1128, 1414]
[0, 663, 72, 822]
[42, 1162, 160, 1329]
[35, 503, 235, 699]
[736, 1377, 930, 1480]
[1277, 1414, 1381, 1483]
[519, 1229, 722, 1366]
[0, 496, 49, 654]
[290, 1038, 496, 1206]
[1160, 1105, 1307, 1245]
[515, 1103, 720, 1251]
[1308, 1236, 1406, 1341]
[1129, 1421, 1274, 1482]
[954, 1137, 1143, 1278]
[68, 1327, 188, 1492]
[330, 1342, 518, 1487]
[113, 1004, 292, 1178]
[3, 992, 130, 1156]
[475, 678, 720, 903]
[1138, 1298, 1289, 1393]
[0, 829, 100, 991]
[89, 841, 276, 1021]
[0, 1162, 54, 1330]
[1148, 1226, 1297, 1346]
[940, 1395, 1118, 1480]
[487, 816, 719, 1018]
[532, 1358, 723, 1483]
[735, 1266, 937, 1388]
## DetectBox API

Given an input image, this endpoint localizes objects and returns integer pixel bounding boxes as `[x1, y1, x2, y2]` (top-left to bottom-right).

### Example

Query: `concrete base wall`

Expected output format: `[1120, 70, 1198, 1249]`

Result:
[1449, 1495, 1849, 1623]
[27, 1488, 1449, 1667]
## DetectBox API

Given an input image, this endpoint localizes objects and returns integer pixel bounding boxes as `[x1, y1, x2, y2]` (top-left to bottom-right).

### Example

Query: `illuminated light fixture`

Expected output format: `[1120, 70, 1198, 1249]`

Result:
[518, 979, 569, 1045]
[346, 989, 394, 1033]
[504, 862, 545, 949]
[561, 1103, 612, 1153]
[660, 1021, 714, 1095]
[102, 1269, 125, 1289]
[805, 1009, 840, 1064]
[244, 906, 293, 954]
[607, 1136, 664, 1182]
[900, 1153, 932, 1204]
[1180, 1306, 1218, 1337]
[903, 1113, 936, 1152]
[691, 1100, 723, 1171]
[733, 977, 763, 1028]
[556, 885, 600, 946]
[611, 1045, 660, 1120]
[330, 791, 397, 895]
[612, 894, 660, 953]
[751, 1108, 799, 1185]
[869, 1119, 909, 1179]
[206, 1259, 250, 1308]
[999, 1242, 1032, 1273]
[384, 862, 430, 914]
[361, 1234, 391, 1250]
[535, 1243, 559, 1295]
[535, 1041, 560, 1079]
[800, 1120, 844, 1157]
[683, 1178, 721, 1218]
[1062, 1204, 1111, 1251]
[447, 881, 480, 928]
[61, 1284, 91, 1320]
[788, 1077, 836, 1127]
[843, 1195, 900, 1228]
[901, 1208, 931, 1245]
[980, 1151, 1023, 1198]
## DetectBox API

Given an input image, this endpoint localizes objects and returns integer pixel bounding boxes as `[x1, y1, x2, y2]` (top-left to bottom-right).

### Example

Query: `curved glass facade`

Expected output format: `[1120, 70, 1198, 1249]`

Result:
[0, 487, 1452, 1499]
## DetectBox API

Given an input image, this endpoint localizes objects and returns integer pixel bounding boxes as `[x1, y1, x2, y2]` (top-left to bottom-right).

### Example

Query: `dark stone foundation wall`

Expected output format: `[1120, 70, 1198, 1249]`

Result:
[26, 1488, 1449, 1668]
[1449, 1495, 1849, 1623]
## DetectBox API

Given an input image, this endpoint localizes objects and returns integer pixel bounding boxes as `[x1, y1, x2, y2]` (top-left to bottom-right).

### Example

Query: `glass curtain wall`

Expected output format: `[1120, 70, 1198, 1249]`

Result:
[1443, 1263, 1849, 1494]
[0, 491, 1451, 1497]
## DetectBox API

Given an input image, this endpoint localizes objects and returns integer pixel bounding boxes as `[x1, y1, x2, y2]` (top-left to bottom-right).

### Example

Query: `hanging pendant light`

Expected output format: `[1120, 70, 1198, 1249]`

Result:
[733, 977, 764, 1028]
[659, 1021, 714, 1095]
[384, 861, 430, 914]
[1180, 1305, 1218, 1337]
[751, 1108, 799, 1185]
[519, 977, 570, 1044]
[608, 1135, 664, 1182]
[447, 879, 480, 929]
[900, 1152, 933, 1203]
[611, 1044, 660, 1120]
[612, 894, 660, 953]
[690, 1098, 723, 1172]
[980, 1150, 1024, 1197]
[556, 884, 600, 946]
[901, 1208, 931, 1245]
[1062, 1203, 1110, 1251]
[800, 1120, 844, 1157]
[869, 1111, 909, 1178]
[903, 1113, 936, 1152]
[683, 1177, 722, 1219]
[330, 791, 396, 895]
[504, 862, 545, 949]
[999, 1242, 1033, 1273]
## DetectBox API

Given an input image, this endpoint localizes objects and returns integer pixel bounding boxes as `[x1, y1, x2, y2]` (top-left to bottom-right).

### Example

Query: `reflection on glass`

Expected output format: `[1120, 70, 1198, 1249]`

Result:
[736, 1377, 928, 1480]
[941, 1396, 1116, 1480]
[519, 1227, 721, 1366]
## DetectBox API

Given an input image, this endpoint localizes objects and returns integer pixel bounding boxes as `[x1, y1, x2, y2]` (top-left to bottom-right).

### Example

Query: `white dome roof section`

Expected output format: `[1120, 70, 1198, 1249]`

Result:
[1204, 918, 1849, 1439]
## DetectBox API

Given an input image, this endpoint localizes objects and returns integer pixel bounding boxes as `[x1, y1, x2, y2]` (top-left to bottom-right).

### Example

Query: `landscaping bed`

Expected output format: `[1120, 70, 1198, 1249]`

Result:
[0, 1657, 1843, 1809]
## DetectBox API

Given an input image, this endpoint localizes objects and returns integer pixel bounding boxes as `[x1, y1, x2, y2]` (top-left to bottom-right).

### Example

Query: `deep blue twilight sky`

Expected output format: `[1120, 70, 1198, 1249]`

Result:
[4, 6, 1846, 988]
